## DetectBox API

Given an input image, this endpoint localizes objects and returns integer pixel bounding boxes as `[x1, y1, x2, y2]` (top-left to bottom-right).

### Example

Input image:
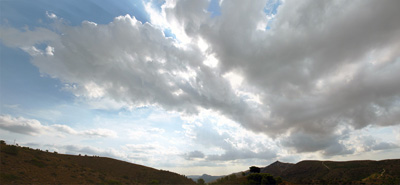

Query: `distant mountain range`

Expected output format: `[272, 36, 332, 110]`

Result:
[0, 141, 195, 184]
[188, 174, 224, 183]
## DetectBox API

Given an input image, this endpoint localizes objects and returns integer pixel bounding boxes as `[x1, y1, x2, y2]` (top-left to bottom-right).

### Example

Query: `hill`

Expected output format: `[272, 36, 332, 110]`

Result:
[260, 161, 294, 177]
[209, 159, 400, 184]
[0, 141, 196, 184]
[262, 159, 400, 184]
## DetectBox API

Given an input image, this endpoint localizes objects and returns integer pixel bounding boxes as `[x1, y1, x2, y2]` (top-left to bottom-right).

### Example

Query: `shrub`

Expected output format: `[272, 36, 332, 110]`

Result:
[0, 173, 19, 181]
[2, 145, 19, 156]
[149, 179, 160, 184]
[247, 173, 277, 185]
[28, 159, 46, 168]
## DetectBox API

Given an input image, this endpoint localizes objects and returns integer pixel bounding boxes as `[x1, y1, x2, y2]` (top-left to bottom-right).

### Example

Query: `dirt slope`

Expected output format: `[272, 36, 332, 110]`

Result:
[0, 142, 195, 185]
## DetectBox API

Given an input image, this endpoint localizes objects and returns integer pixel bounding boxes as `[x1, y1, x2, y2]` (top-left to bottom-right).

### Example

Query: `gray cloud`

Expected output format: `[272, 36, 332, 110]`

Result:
[183, 150, 205, 160]
[1, 0, 400, 155]
[280, 131, 354, 156]
[361, 136, 399, 152]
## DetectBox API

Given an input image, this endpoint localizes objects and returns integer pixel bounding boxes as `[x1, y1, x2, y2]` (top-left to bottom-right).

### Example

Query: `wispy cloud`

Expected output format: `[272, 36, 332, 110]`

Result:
[0, 115, 116, 138]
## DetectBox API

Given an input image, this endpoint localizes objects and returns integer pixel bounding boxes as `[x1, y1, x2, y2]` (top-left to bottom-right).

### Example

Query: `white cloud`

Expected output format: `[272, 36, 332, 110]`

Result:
[81, 128, 117, 138]
[46, 11, 57, 19]
[0, 115, 117, 138]
[0, 115, 48, 136]
[52, 124, 78, 135]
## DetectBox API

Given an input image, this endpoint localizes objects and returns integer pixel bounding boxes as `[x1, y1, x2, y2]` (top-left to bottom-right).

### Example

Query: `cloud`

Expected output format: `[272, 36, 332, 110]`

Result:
[0, 115, 116, 138]
[206, 148, 276, 161]
[51, 124, 117, 138]
[52, 124, 78, 134]
[81, 128, 117, 138]
[183, 150, 205, 160]
[185, 119, 277, 161]
[360, 135, 399, 152]
[1, 0, 400, 157]
[280, 131, 354, 157]
[63, 144, 126, 158]
[0, 115, 48, 136]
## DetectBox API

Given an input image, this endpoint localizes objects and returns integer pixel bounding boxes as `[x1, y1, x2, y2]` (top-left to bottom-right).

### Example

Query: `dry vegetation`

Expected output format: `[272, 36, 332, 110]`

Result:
[0, 141, 195, 184]
[263, 160, 400, 184]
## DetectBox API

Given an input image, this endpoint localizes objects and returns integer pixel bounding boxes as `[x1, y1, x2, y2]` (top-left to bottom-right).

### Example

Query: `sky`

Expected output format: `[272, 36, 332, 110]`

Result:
[1, 0, 400, 176]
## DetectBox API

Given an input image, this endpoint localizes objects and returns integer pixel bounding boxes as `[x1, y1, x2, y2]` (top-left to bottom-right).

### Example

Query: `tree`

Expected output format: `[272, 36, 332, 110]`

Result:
[197, 178, 205, 185]
[250, 166, 261, 173]
[247, 173, 277, 185]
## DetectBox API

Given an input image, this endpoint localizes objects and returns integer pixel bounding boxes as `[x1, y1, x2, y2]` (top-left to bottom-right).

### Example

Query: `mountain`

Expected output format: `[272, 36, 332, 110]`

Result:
[188, 174, 224, 183]
[0, 142, 196, 184]
[262, 159, 400, 184]
[260, 161, 294, 177]
[210, 159, 400, 184]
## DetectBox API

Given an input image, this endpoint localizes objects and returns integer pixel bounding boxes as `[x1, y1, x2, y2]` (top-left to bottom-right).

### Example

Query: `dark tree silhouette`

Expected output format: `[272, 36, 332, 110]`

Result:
[197, 178, 205, 185]
[250, 166, 261, 173]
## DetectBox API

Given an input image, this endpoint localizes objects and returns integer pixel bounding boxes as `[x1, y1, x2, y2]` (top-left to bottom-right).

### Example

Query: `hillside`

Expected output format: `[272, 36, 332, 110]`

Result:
[0, 141, 196, 184]
[209, 159, 400, 185]
[260, 161, 294, 177]
[262, 159, 400, 184]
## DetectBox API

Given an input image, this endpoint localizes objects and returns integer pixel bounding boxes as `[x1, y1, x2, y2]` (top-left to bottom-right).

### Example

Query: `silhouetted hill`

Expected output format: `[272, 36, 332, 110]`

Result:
[260, 161, 294, 177]
[0, 141, 196, 184]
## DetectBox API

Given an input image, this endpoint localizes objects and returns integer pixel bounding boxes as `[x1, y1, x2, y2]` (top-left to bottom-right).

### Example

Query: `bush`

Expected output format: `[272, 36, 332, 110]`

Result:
[28, 159, 46, 168]
[149, 179, 160, 184]
[247, 173, 277, 185]
[0, 173, 19, 181]
[2, 145, 19, 156]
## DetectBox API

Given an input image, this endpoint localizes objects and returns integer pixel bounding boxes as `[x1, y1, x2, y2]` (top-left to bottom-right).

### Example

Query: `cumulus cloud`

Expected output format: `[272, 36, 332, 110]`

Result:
[0, 115, 48, 135]
[1, 0, 400, 155]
